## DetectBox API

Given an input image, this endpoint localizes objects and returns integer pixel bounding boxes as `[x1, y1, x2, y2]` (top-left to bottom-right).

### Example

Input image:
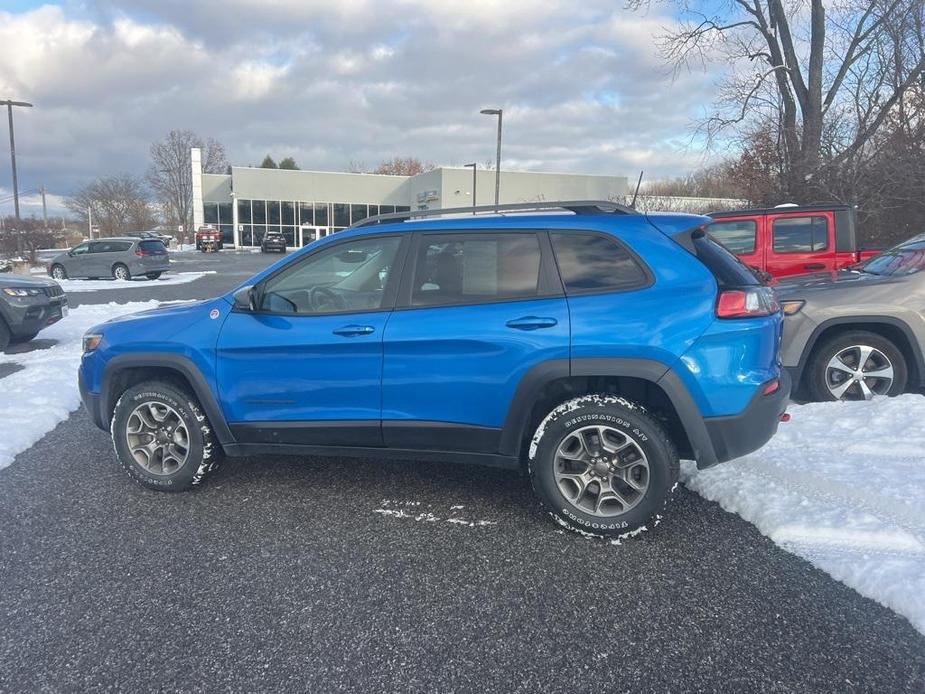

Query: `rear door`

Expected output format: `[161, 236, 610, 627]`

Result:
[381, 230, 568, 453]
[707, 217, 763, 273]
[764, 212, 835, 277]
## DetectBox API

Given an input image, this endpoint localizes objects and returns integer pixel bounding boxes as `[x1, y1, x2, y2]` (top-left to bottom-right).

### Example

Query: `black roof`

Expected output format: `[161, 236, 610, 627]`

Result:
[710, 203, 852, 218]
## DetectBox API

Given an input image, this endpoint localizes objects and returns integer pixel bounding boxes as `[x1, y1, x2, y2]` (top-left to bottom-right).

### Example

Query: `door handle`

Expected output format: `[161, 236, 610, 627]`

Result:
[333, 324, 375, 337]
[505, 316, 558, 331]
[803, 263, 826, 270]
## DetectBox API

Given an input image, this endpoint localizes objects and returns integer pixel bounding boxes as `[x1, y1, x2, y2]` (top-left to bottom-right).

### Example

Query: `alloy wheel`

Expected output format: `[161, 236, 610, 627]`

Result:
[52, 266, 66, 280]
[125, 401, 191, 475]
[553, 425, 649, 517]
[114, 266, 129, 280]
[825, 344, 894, 401]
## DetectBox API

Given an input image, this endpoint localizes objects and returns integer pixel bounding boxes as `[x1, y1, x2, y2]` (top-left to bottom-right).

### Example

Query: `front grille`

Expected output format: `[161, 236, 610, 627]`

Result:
[44, 285, 64, 297]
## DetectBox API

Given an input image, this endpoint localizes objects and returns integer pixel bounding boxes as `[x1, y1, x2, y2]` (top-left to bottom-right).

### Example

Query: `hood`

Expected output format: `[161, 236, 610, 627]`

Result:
[0, 274, 59, 289]
[100, 299, 212, 327]
[776, 269, 902, 297]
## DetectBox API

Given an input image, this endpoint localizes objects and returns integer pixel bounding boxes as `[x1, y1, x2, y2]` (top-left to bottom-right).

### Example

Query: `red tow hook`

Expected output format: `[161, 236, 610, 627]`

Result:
[780, 412, 791, 423]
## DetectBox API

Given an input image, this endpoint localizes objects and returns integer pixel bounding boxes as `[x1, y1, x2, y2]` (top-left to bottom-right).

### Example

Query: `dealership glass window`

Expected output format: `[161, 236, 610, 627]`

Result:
[411, 233, 542, 306]
[772, 216, 829, 253]
[253, 227, 266, 245]
[314, 203, 329, 226]
[333, 203, 350, 227]
[240, 225, 253, 246]
[299, 203, 314, 226]
[238, 199, 252, 225]
[220, 225, 233, 243]
[217, 202, 233, 225]
[203, 202, 218, 224]
[282, 201, 295, 225]
[396, 205, 411, 214]
[708, 220, 757, 255]
[283, 226, 296, 245]
[252, 200, 267, 225]
[379, 205, 396, 215]
[351, 204, 368, 224]
[368, 205, 380, 217]
[268, 201, 281, 226]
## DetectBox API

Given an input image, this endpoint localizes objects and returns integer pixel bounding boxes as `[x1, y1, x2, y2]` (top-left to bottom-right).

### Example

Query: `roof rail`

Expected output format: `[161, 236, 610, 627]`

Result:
[351, 200, 637, 229]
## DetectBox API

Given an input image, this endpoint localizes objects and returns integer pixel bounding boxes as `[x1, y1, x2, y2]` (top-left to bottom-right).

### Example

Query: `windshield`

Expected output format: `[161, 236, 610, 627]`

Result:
[859, 236, 925, 277]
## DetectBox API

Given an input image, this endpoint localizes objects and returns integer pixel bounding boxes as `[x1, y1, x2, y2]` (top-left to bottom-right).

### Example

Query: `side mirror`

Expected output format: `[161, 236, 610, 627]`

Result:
[233, 285, 259, 311]
[67, 250, 75, 257]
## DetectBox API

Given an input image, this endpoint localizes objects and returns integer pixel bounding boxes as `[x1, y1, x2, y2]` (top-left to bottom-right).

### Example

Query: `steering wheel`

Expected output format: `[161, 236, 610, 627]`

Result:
[309, 286, 346, 312]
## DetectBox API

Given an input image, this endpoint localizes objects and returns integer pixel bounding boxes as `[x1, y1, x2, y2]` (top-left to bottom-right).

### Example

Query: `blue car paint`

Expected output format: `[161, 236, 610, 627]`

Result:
[80, 210, 782, 444]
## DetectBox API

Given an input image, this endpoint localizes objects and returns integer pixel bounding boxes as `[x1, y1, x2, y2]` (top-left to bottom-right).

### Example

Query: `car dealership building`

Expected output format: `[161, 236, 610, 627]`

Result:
[191, 148, 629, 248]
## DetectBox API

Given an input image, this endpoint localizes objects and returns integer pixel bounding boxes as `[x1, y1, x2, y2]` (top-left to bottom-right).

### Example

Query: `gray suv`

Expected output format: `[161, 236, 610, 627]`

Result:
[0, 275, 68, 350]
[778, 233, 925, 401]
[48, 238, 170, 281]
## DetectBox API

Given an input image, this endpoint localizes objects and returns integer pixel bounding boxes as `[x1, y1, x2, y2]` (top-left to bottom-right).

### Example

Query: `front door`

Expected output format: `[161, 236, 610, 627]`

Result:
[216, 234, 407, 446]
[765, 212, 834, 277]
[381, 230, 569, 453]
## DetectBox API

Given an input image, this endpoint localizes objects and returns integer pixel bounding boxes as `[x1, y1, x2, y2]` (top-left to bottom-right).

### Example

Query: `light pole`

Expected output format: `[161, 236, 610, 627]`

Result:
[3, 100, 33, 220]
[480, 108, 502, 207]
[464, 163, 477, 211]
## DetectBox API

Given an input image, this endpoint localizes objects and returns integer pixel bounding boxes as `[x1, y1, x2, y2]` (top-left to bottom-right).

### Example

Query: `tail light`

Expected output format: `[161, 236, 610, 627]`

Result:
[716, 287, 780, 319]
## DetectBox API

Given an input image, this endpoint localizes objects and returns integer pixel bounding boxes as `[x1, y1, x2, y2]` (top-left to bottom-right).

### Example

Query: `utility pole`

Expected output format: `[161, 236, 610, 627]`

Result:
[40, 185, 47, 227]
[480, 108, 503, 207]
[87, 206, 93, 239]
[2, 99, 34, 254]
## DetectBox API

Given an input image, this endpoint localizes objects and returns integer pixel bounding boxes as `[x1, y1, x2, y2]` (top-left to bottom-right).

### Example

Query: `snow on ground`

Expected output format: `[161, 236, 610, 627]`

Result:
[682, 394, 925, 635]
[54, 271, 213, 293]
[0, 301, 158, 470]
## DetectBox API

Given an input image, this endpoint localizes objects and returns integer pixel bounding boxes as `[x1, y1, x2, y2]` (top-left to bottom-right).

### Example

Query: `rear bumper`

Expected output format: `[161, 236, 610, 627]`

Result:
[700, 369, 791, 467]
[78, 367, 107, 431]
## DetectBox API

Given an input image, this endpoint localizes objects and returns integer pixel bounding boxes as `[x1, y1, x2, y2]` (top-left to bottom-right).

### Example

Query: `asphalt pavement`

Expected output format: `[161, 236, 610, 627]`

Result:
[1, 250, 923, 692]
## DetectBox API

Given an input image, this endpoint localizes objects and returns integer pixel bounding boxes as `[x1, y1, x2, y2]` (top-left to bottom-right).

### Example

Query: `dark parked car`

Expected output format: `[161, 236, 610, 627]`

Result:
[79, 201, 788, 538]
[778, 233, 925, 401]
[48, 238, 170, 281]
[261, 231, 287, 253]
[0, 275, 68, 350]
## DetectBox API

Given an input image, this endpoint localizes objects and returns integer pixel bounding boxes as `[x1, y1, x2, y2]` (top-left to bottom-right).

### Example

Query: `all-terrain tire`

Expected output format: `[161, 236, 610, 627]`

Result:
[528, 394, 679, 539]
[808, 330, 907, 401]
[111, 380, 222, 492]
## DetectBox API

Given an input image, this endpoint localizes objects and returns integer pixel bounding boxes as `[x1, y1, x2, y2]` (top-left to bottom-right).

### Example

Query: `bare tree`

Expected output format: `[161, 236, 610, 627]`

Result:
[65, 174, 158, 238]
[372, 157, 437, 176]
[147, 130, 227, 241]
[631, 1, 925, 198]
[0, 216, 56, 263]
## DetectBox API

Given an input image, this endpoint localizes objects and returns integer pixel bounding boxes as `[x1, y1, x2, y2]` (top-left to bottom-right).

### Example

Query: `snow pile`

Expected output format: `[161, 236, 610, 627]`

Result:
[0, 301, 158, 470]
[682, 394, 925, 635]
[54, 271, 213, 292]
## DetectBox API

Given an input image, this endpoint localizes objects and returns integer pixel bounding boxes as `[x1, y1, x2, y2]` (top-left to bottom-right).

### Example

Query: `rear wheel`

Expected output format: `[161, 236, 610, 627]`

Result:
[112, 263, 130, 281]
[528, 395, 678, 538]
[50, 264, 67, 280]
[809, 331, 907, 401]
[145, 272, 162, 280]
[111, 381, 222, 491]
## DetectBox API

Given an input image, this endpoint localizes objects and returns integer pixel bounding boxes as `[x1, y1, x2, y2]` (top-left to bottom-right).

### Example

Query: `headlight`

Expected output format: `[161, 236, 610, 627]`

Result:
[82, 333, 103, 353]
[781, 300, 805, 316]
[2, 287, 41, 297]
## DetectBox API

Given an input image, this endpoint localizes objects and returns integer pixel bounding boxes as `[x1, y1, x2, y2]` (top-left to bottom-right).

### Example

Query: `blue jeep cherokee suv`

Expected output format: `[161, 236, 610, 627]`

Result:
[78, 201, 789, 537]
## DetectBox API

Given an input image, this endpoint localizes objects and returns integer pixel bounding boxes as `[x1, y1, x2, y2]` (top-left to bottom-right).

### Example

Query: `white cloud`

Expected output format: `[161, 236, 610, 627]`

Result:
[0, 1, 723, 203]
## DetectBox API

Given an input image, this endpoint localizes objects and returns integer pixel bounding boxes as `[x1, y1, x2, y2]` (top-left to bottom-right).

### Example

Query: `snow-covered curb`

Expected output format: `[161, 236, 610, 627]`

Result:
[54, 271, 213, 293]
[0, 301, 159, 470]
[683, 395, 925, 635]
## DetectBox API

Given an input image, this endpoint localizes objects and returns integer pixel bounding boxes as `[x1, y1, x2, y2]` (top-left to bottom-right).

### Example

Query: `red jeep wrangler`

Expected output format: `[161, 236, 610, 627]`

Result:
[708, 204, 879, 279]
[195, 225, 224, 252]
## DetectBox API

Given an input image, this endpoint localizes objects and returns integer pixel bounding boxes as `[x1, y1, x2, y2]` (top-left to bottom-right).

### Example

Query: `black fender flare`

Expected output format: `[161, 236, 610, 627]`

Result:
[101, 353, 234, 445]
[794, 315, 925, 387]
[499, 357, 718, 467]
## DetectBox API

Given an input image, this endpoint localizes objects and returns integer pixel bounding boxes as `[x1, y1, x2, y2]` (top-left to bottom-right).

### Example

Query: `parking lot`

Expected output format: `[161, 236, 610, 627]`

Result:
[1, 251, 924, 692]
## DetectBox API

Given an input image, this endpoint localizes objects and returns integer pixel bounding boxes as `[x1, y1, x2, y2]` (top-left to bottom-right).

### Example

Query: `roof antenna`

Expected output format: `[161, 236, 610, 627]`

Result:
[630, 170, 644, 208]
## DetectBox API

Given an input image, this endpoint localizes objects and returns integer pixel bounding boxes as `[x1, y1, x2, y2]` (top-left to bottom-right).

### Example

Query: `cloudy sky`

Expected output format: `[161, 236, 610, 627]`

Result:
[0, 0, 722, 216]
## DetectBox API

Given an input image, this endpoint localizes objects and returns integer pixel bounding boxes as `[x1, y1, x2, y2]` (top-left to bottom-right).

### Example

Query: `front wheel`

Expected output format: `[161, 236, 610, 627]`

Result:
[111, 381, 222, 491]
[528, 395, 678, 538]
[808, 330, 907, 401]
[112, 263, 131, 281]
[50, 264, 67, 280]
[145, 272, 162, 280]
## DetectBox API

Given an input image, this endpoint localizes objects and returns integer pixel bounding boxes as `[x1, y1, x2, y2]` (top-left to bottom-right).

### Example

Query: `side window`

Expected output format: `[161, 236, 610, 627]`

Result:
[707, 220, 757, 255]
[551, 232, 649, 294]
[259, 236, 401, 315]
[89, 242, 107, 253]
[71, 243, 90, 256]
[411, 233, 542, 307]
[772, 216, 829, 253]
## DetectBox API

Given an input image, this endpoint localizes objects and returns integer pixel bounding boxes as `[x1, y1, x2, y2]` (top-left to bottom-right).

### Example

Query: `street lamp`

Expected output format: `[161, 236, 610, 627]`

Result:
[2, 100, 33, 222]
[464, 163, 477, 211]
[480, 108, 502, 207]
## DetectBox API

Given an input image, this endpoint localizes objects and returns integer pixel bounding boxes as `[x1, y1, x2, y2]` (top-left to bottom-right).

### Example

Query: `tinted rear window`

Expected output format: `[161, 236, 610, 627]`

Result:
[694, 233, 760, 287]
[139, 240, 167, 253]
[551, 232, 650, 293]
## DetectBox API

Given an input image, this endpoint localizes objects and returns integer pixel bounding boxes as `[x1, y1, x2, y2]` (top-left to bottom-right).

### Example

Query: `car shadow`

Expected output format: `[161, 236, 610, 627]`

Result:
[0, 362, 25, 380]
[3, 338, 58, 355]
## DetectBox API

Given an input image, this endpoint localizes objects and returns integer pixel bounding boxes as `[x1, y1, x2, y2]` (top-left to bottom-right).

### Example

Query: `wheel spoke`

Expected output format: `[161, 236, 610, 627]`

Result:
[829, 379, 855, 400]
[858, 378, 875, 401]
[558, 472, 591, 502]
[856, 345, 875, 372]
[863, 364, 893, 380]
[827, 356, 855, 375]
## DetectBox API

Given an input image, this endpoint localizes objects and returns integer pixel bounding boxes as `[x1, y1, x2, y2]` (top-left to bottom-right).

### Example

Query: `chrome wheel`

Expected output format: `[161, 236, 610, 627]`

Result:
[51, 265, 66, 280]
[825, 344, 894, 401]
[553, 425, 649, 517]
[125, 401, 191, 475]
[113, 265, 129, 280]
